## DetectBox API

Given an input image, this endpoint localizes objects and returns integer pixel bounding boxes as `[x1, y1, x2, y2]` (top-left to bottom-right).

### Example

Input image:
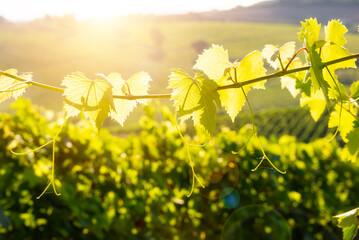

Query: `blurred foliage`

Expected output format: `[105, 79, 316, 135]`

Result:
[0, 98, 359, 239]
[217, 107, 333, 143]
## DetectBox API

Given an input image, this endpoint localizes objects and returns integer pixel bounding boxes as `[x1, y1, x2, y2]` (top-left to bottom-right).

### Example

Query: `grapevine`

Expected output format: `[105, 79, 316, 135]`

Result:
[1, 17, 359, 239]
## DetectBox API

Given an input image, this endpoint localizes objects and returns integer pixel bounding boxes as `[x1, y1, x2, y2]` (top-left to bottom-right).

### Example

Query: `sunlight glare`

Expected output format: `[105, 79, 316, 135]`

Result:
[1, 0, 268, 21]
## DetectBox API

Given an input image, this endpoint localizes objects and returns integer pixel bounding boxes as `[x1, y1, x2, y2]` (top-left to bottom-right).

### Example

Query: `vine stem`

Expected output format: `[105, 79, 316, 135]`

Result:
[218, 53, 359, 90]
[0, 53, 358, 100]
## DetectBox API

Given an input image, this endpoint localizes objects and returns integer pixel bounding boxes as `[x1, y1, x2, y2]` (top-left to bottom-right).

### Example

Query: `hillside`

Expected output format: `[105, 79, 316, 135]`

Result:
[166, 1, 359, 27]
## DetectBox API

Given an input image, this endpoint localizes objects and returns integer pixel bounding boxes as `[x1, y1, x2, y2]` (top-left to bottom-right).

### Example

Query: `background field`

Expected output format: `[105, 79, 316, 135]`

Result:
[1, 18, 358, 113]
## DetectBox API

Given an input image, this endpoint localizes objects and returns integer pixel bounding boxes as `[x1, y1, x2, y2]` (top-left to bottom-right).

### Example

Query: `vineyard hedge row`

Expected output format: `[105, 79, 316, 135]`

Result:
[0, 99, 358, 239]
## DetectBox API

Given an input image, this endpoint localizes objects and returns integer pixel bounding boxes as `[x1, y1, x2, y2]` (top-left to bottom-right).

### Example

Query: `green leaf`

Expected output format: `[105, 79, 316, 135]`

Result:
[322, 45, 356, 70]
[108, 72, 151, 126]
[345, 128, 359, 162]
[321, 20, 356, 101]
[334, 208, 359, 228]
[295, 76, 311, 97]
[62, 72, 114, 129]
[169, 69, 220, 135]
[280, 58, 304, 98]
[281, 76, 300, 98]
[262, 41, 296, 70]
[325, 19, 348, 47]
[350, 81, 359, 101]
[298, 18, 321, 49]
[218, 51, 266, 122]
[343, 224, 358, 240]
[0, 69, 32, 103]
[327, 79, 349, 101]
[309, 47, 329, 96]
[300, 91, 326, 122]
[328, 104, 357, 142]
[193, 44, 232, 80]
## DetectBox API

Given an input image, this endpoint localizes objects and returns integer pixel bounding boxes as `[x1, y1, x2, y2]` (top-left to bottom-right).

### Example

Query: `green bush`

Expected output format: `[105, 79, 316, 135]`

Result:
[0, 99, 358, 239]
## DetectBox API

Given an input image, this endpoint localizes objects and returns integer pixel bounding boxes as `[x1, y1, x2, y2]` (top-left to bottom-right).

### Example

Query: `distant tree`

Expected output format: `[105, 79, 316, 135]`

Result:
[149, 28, 165, 61]
[191, 40, 209, 54]
[150, 28, 165, 47]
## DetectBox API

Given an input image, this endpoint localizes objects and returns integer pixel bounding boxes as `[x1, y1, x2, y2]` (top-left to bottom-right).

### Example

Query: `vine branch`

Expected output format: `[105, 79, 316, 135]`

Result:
[1, 53, 358, 100]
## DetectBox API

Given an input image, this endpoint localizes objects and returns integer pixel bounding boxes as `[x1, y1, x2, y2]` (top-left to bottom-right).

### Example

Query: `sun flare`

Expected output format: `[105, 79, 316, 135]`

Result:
[1, 0, 267, 21]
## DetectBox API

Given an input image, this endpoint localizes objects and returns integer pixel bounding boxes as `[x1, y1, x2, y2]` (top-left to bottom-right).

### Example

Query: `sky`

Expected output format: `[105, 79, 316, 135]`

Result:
[0, 0, 268, 22]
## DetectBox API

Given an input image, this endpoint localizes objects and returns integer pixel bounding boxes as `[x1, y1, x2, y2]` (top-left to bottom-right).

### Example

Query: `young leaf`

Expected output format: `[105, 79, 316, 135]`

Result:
[62, 72, 114, 129]
[298, 18, 321, 49]
[300, 91, 326, 122]
[280, 58, 304, 98]
[325, 19, 348, 47]
[343, 224, 358, 240]
[0, 69, 32, 103]
[193, 44, 232, 80]
[108, 72, 151, 126]
[218, 51, 266, 122]
[169, 69, 220, 136]
[309, 47, 330, 96]
[344, 128, 359, 162]
[328, 104, 357, 142]
[350, 81, 359, 105]
[262, 41, 296, 70]
[334, 208, 359, 228]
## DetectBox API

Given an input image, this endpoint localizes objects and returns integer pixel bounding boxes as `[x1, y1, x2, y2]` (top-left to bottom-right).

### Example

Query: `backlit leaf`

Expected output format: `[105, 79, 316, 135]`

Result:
[309, 47, 329, 96]
[343, 224, 358, 240]
[345, 128, 359, 162]
[263, 41, 296, 70]
[0, 69, 32, 103]
[300, 91, 326, 122]
[109, 72, 151, 126]
[218, 51, 266, 122]
[169, 69, 220, 135]
[280, 58, 303, 98]
[325, 19, 348, 47]
[298, 18, 321, 49]
[62, 72, 114, 129]
[334, 208, 359, 228]
[350, 81, 359, 105]
[328, 104, 357, 142]
[193, 44, 232, 80]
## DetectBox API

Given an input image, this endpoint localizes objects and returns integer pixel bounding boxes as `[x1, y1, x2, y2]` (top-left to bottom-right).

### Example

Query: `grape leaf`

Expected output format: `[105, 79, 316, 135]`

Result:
[309, 47, 330, 96]
[298, 18, 321, 49]
[262, 41, 296, 70]
[325, 19, 348, 47]
[193, 44, 232, 80]
[0, 69, 32, 103]
[295, 73, 311, 97]
[321, 20, 356, 100]
[328, 104, 357, 142]
[217, 51, 266, 122]
[327, 79, 349, 101]
[345, 128, 359, 162]
[108, 72, 151, 126]
[62, 72, 115, 129]
[343, 225, 358, 240]
[280, 58, 304, 98]
[168, 69, 220, 135]
[281, 76, 300, 98]
[334, 208, 359, 228]
[300, 91, 326, 122]
[350, 81, 359, 105]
